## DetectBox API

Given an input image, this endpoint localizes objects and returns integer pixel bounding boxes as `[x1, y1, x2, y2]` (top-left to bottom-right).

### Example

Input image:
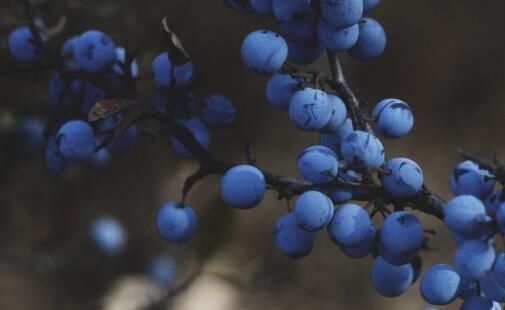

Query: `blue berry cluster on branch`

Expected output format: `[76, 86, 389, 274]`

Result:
[2, 0, 505, 308]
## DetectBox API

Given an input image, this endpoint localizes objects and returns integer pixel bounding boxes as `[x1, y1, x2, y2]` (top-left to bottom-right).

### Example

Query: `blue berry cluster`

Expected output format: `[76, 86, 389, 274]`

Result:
[4, 2, 503, 308]
[415, 161, 504, 307]
[6, 25, 237, 173]
[213, 0, 434, 304]
[6, 19, 237, 285]
[232, 0, 386, 66]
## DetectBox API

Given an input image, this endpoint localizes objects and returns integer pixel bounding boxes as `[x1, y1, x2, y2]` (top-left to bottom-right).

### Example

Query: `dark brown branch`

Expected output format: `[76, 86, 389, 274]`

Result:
[181, 167, 211, 203]
[326, 51, 373, 133]
[70, 20, 446, 223]
[168, 121, 445, 219]
[145, 51, 447, 221]
[325, 52, 376, 186]
[96, 50, 446, 222]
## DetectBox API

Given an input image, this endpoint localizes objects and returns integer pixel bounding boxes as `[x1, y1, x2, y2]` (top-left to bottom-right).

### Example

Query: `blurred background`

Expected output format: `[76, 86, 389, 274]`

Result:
[0, 0, 504, 309]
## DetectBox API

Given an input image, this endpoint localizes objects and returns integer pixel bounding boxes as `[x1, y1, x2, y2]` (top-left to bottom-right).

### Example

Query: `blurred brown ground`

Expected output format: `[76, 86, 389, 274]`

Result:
[0, 0, 504, 309]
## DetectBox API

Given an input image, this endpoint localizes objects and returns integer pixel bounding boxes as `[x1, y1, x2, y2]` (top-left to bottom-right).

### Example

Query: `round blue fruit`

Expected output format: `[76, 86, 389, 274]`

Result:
[371, 256, 413, 297]
[272, 0, 311, 22]
[170, 117, 210, 159]
[241, 30, 288, 75]
[74, 30, 117, 72]
[289, 88, 332, 131]
[286, 38, 325, 65]
[266, 73, 300, 110]
[56, 120, 96, 160]
[8, 26, 44, 62]
[377, 236, 416, 266]
[380, 211, 423, 257]
[419, 264, 461, 305]
[455, 239, 495, 281]
[220, 165, 266, 209]
[317, 19, 359, 52]
[90, 216, 126, 255]
[320, 0, 363, 29]
[339, 224, 376, 258]
[380, 157, 423, 198]
[281, 7, 317, 43]
[349, 18, 387, 60]
[321, 94, 347, 134]
[319, 118, 354, 155]
[444, 195, 487, 237]
[251, 0, 273, 15]
[327, 203, 371, 247]
[340, 130, 384, 168]
[273, 213, 315, 258]
[297, 145, 338, 183]
[372, 98, 414, 138]
[293, 191, 334, 231]
[152, 52, 193, 88]
[200, 95, 236, 127]
[450, 160, 495, 200]
[156, 202, 197, 243]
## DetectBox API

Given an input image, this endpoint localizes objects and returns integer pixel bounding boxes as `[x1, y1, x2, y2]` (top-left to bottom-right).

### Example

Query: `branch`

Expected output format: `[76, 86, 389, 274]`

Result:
[326, 51, 373, 133]
[147, 52, 446, 221]
[167, 121, 445, 219]
[325, 52, 376, 186]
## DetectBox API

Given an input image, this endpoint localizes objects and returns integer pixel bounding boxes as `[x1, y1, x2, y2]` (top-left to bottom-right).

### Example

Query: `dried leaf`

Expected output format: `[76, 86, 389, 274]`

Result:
[161, 17, 190, 66]
[88, 97, 131, 122]
[88, 91, 155, 134]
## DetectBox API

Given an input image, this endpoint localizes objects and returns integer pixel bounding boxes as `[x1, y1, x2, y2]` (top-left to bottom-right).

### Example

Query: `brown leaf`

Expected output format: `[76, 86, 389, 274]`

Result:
[88, 97, 131, 122]
[161, 17, 191, 66]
